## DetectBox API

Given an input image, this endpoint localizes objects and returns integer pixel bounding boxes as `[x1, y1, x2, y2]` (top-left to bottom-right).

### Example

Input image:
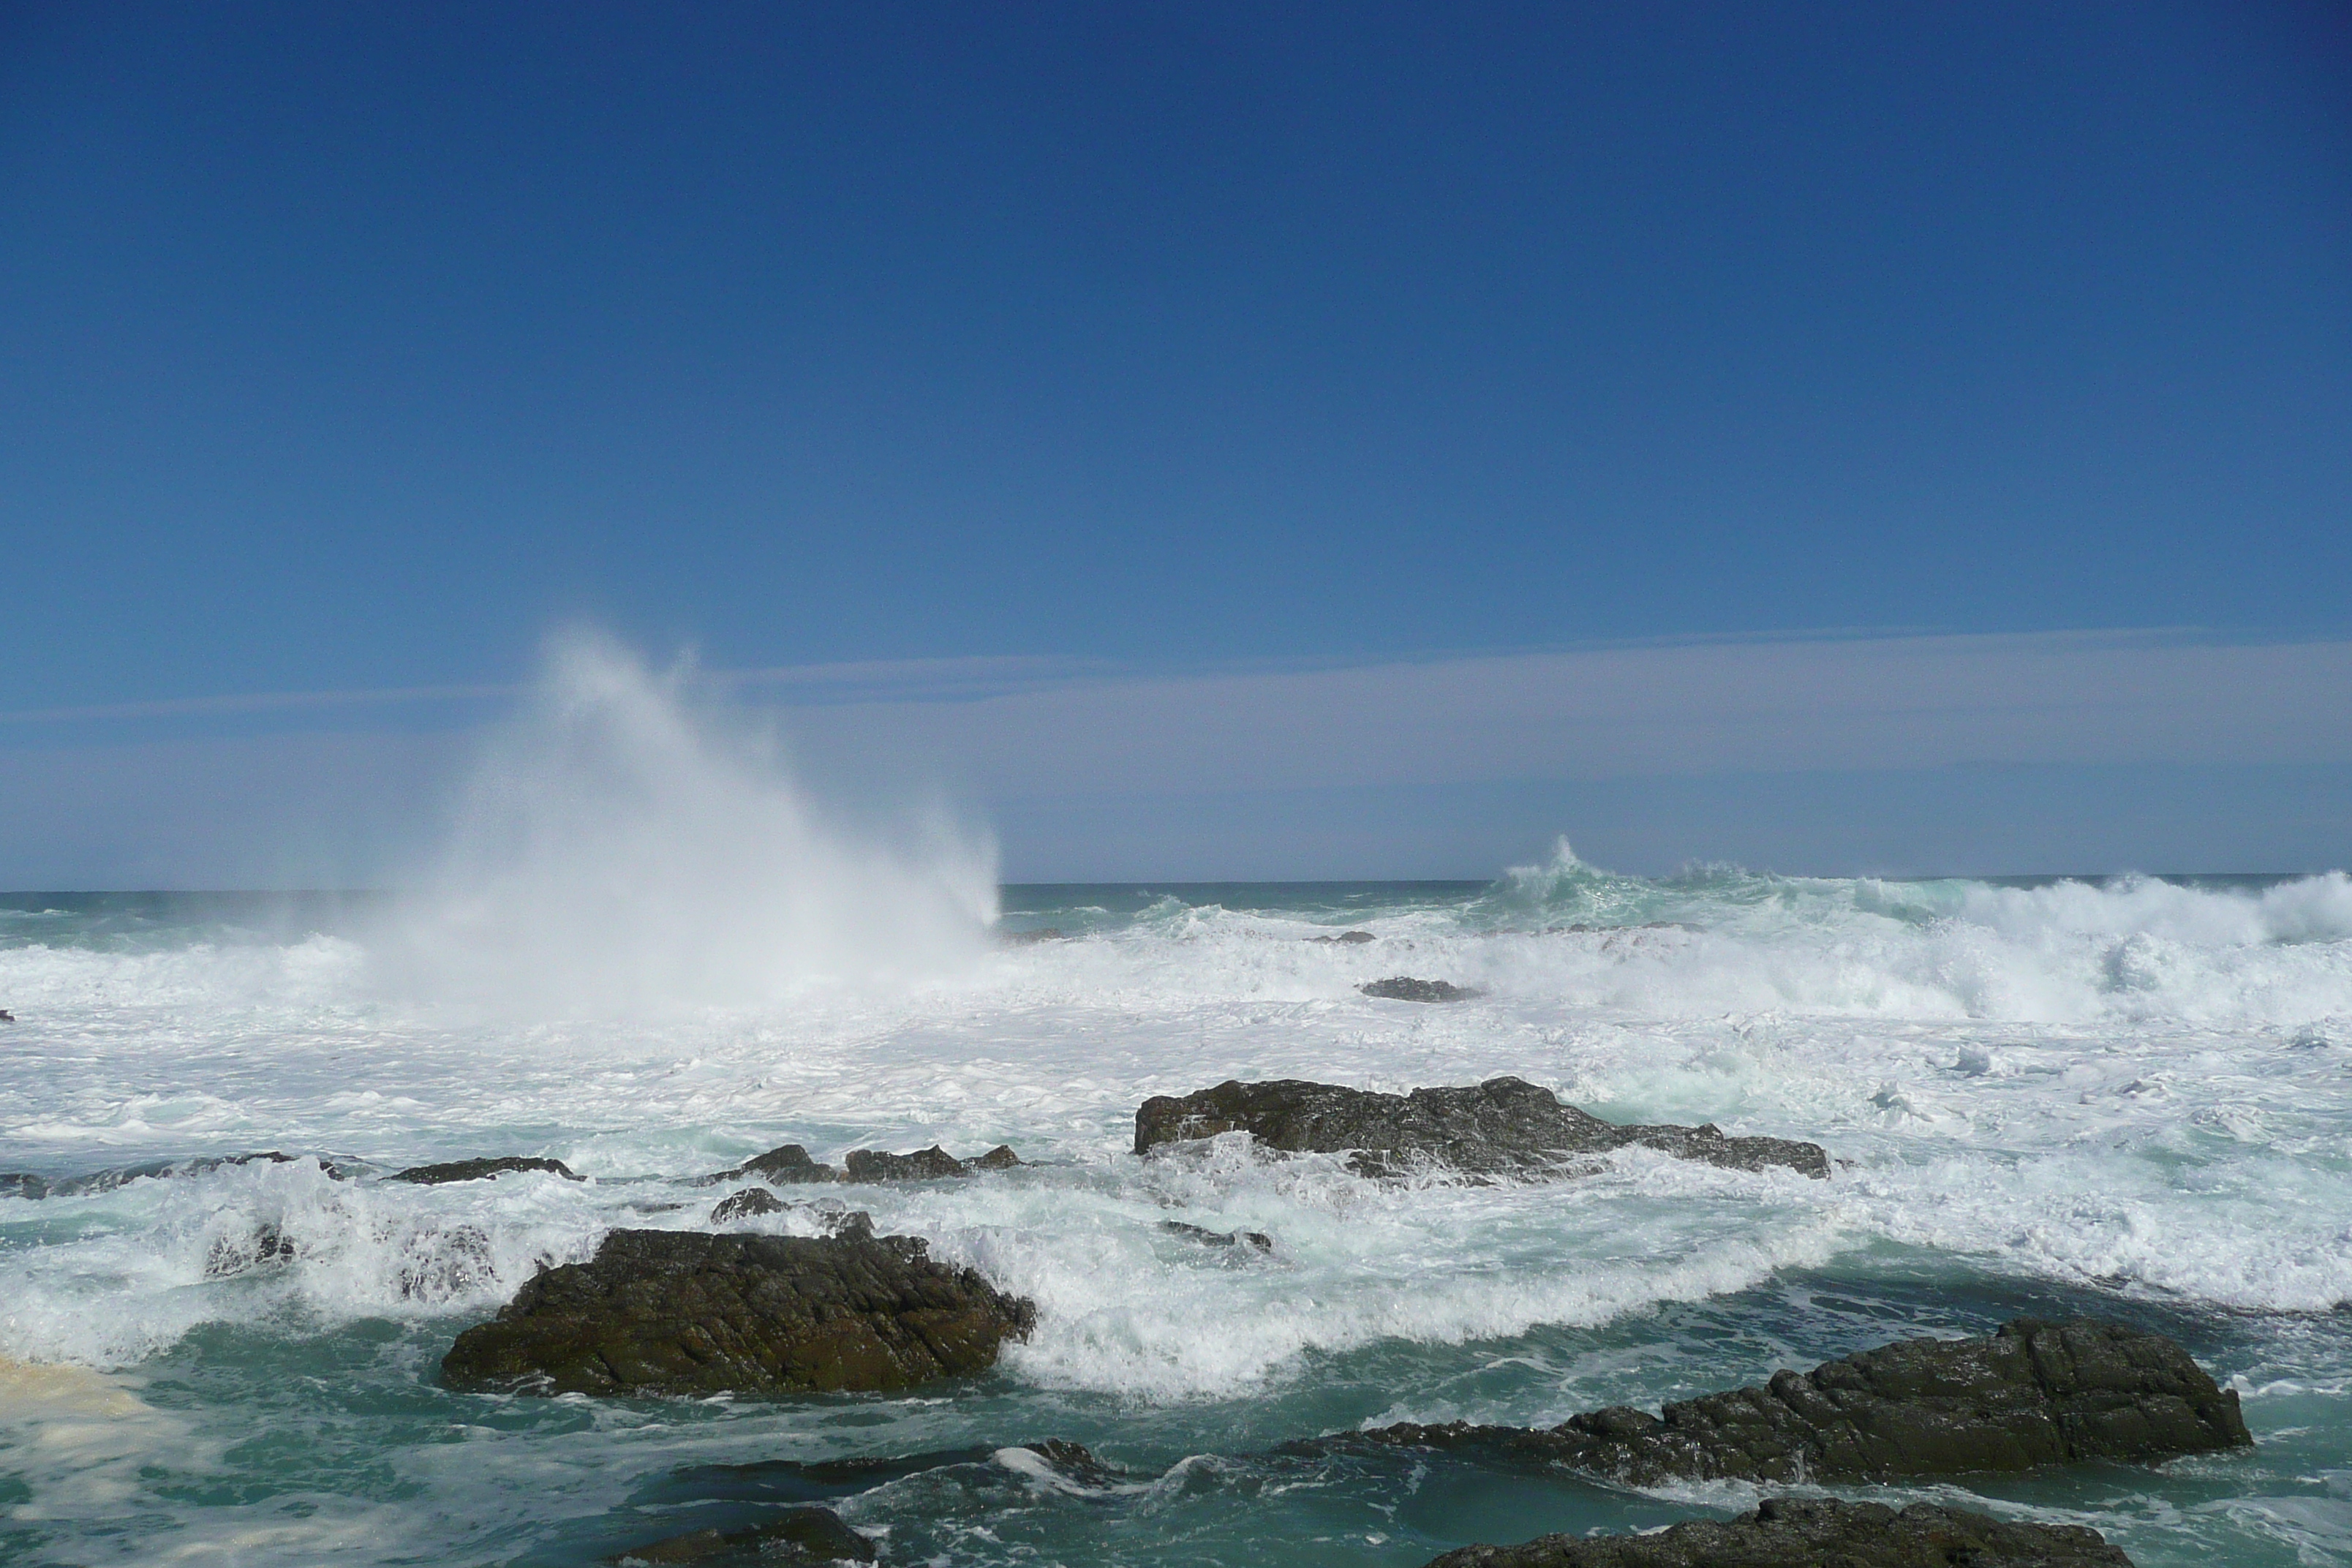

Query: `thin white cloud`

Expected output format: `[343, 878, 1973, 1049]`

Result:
[773, 630, 2352, 794]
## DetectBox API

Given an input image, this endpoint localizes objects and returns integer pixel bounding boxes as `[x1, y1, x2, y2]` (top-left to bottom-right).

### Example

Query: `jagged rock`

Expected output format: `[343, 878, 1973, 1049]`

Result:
[1361, 976, 1480, 1001]
[712, 1188, 788, 1222]
[440, 1229, 1035, 1397]
[607, 1505, 875, 1564]
[1160, 1220, 1275, 1251]
[1000, 927, 1066, 945]
[707, 1145, 837, 1185]
[1423, 1496, 2133, 1567]
[203, 1224, 297, 1278]
[1135, 1075, 1828, 1180]
[1, 1173, 48, 1199]
[1307, 1318, 2249, 1485]
[1310, 930, 1377, 944]
[391, 1156, 581, 1185]
[706, 1143, 1019, 1186]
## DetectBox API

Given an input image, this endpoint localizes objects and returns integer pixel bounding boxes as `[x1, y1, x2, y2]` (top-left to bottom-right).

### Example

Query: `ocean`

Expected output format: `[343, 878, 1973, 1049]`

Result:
[3, 856, 2351, 1567]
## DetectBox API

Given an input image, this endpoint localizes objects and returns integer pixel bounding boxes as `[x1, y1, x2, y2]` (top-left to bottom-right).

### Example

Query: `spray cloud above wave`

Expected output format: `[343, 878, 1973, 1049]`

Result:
[381, 629, 998, 1014]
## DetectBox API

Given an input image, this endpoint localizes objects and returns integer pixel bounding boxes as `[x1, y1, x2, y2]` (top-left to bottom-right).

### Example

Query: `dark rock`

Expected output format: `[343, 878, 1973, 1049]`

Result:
[203, 1224, 298, 1278]
[842, 1145, 967, 1182]
[391, 1156, 581, 1186]
[606, 1505, 875, 1565]
[42, 1151, 347, 1196]
[1309, 1318, 2249, 1485]
[1361, 976, 1480, 1002]
[1135, 1075, 1828, 1180]
[712, 1188, 788, 1223]
[1000, 927, 1066, 945]
[1160, 1220, 1275, 1251]
[440, 1228, 1036, 1397]
[1310, 930, 1377, 944]
[706, 1143, 1020, 1187]
[0, 1173, 48, 1199]
[0, 1009, 13, 1022]
[1422, 1496, 2133, 1567]
[708, 1145, 837, 1185]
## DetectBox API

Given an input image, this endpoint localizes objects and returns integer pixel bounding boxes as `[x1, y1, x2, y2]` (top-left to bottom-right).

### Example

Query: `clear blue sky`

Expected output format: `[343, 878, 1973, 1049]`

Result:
[3, 3, 2348, 882]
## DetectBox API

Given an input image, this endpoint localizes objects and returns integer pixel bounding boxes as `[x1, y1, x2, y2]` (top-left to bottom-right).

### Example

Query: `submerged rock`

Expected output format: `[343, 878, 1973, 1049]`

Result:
[1160, 1219, 1275, 1252]
[203, 1224, 298, 1278]
[1000, 927, 1066, 945]
[1308, 1318, 2248, 1485]
[606, 1505, 875, 1565]
[706, 1143, 1019, 1186]
[1423, 1496, 2133, 1567]
[1309, 930, 1377, 944]
[1360, 976, 1480, 1002]
[8, 1151, 350, 1199]
[440, 1229, 1035, 1397]
[391, 1156, 581, 1185]
[1135, 1075, 1828, 1180]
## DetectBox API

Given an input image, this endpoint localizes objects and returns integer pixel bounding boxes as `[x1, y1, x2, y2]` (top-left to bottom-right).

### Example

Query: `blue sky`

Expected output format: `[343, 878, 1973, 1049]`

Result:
[3, 3, 2348, 883]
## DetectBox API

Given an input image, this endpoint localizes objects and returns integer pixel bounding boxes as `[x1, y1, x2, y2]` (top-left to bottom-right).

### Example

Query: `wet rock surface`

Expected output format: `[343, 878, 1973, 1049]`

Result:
[705, 1143, 1020, 1186]
[710, 1187, 788, 1222]
[1312, 1318, 2249, 1485]
[607, 1505, 875, 1564]
[1422, 1496, 2134, 1567]
[440, 1229, 1035, 1397]
[1360, 976, 1480, 1002]
[203, 1223, 298, 1277]
[1309, 930, 1376, 944]
[1, 1151, 348, 1199]
[1135, 1075, 1828, 1180]
[391, 1156, 581, 1185]
[1160, 1219, 1274, 1251]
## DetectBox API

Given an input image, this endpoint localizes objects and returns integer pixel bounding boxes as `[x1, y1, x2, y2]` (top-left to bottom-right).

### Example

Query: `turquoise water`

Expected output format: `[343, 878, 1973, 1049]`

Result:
[4, 862, 2352, 1564]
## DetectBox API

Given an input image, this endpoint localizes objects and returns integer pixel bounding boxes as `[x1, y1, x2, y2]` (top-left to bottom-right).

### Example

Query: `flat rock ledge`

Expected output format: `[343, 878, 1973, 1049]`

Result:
[1302, 1318, 2248, 1485]
[391, 1156, 581, 1185]
[1423, 1497, 2133, 1567]
[705, 1143, 1020, 1186]
[440, 1229, 1035, 1398]
[1134, 1076, 1827, 1180]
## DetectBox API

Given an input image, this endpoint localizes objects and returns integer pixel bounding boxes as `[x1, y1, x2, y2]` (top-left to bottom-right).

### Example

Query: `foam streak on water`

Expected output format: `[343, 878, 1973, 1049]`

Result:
[4, 843, 2352, 1564]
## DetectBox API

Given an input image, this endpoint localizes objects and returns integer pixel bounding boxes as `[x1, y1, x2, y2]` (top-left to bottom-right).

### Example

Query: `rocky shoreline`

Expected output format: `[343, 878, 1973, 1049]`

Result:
[4, 1079, 2257, 1564]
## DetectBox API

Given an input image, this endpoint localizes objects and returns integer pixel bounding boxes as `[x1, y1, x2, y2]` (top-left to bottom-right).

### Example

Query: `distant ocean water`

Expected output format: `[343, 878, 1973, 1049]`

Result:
[4, 853, 2351, 1566]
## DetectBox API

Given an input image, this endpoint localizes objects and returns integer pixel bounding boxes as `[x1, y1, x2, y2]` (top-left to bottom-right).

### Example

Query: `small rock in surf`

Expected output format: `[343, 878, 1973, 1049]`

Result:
[704, 1142, 1019, 1186]
[440, 1229, 1035, 1397]
[391, 1156, 581, 1185]
[603, 1504, 875, 1564]
[710, 1187, 788, 1222]
[1135, 1075, 1828, 1179]
[1303, 1317, 2248, 1484]
[1160, 1219, 1275, 1251]
[1421, 1496, 2134, 1567]
[1360, 976, 1479, 1001]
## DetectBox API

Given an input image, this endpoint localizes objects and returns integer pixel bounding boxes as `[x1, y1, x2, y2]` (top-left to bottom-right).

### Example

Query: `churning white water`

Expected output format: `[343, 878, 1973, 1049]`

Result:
[2, 670, 2349, 1565]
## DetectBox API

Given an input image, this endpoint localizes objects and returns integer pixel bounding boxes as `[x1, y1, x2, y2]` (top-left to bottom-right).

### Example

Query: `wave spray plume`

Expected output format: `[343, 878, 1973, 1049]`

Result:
[386, 629, 998, 1014]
